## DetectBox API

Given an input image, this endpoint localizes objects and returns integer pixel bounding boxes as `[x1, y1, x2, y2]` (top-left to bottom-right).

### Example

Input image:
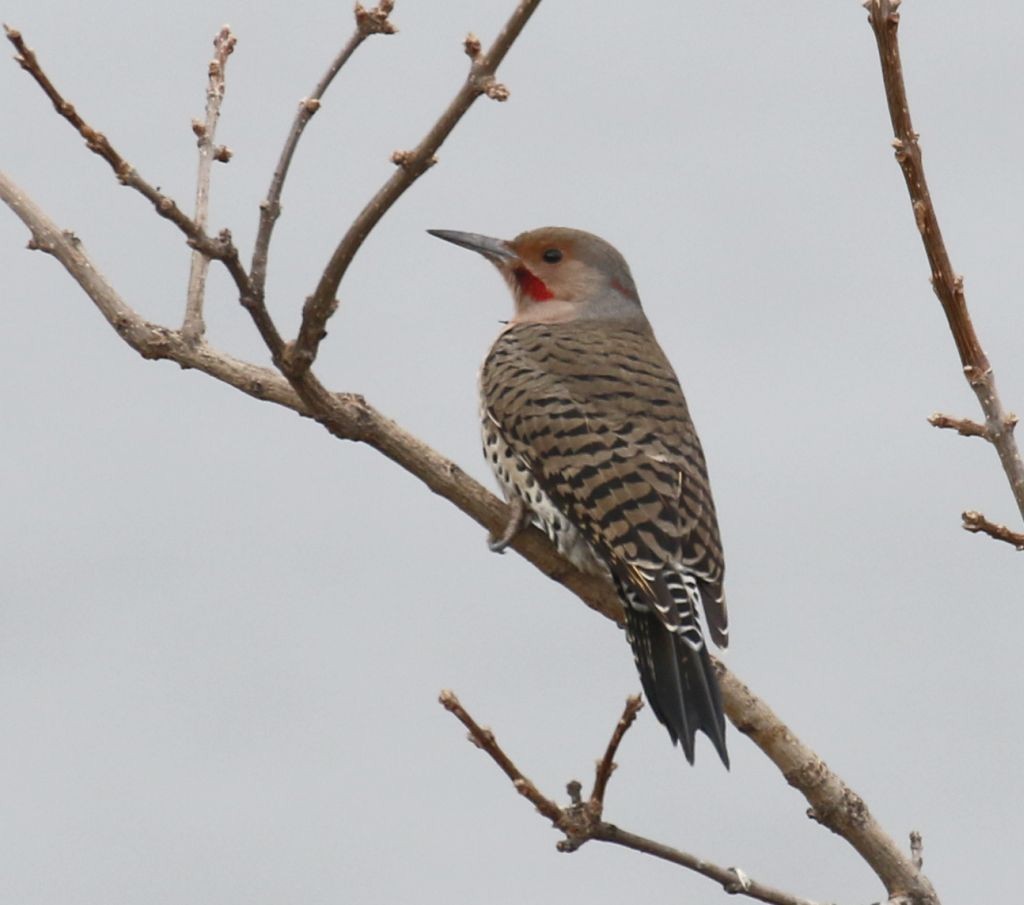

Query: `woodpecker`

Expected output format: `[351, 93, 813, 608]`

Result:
[429, 226, 729, 767]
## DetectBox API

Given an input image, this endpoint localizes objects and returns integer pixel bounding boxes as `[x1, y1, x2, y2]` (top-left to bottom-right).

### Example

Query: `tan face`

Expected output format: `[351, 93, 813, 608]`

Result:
[502, 231, 611, 321]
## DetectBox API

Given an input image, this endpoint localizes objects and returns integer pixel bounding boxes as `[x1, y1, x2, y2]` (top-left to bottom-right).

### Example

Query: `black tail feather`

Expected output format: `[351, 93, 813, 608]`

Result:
[624, 605, 729, 768]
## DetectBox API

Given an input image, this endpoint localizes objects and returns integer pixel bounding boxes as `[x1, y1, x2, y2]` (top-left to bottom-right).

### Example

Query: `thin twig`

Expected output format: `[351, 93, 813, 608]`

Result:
[439, 690, 562, 823]
[591, 824, 824, 905]
[249, 1, 396, 300]
[961, 511, 1024, 550]
[865, 0, 1024, 531]
[183, 25, 236, 345]
[927, 412, 988, 439]
[286, 0, 542, 377]
[3, 25, 252, 300]
[590, 694, 642, 808]
[441, 692, 823, 905]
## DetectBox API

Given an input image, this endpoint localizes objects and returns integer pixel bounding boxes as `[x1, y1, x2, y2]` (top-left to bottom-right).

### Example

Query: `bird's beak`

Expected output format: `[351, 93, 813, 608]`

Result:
[427, 229, 518, 264]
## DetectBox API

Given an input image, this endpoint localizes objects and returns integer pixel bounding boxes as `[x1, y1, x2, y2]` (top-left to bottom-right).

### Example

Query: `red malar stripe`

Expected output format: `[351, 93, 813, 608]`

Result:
[514, 266, 554, 301]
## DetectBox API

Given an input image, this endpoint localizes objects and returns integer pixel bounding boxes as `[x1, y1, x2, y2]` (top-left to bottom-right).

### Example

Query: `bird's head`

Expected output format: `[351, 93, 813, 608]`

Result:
[428, 226, 644, 325]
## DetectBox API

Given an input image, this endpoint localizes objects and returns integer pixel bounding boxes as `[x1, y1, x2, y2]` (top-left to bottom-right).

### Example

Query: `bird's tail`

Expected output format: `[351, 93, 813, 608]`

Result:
[623, 603, 729, 768]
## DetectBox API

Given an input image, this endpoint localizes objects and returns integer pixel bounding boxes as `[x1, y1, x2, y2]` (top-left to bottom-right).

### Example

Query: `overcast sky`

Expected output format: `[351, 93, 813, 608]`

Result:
[4, 2, 1023, 903]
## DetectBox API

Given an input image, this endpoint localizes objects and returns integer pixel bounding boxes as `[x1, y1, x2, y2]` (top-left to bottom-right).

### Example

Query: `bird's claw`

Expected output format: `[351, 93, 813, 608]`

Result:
[487, 535, 511, 554]
[487, 495, 529, 554]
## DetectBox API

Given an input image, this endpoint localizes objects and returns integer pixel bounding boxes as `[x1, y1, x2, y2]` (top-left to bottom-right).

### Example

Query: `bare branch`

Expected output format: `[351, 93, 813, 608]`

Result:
[183, 25, 236, 345]
[439, 690, 562, 823]
[591, 824, 824, 905]
[961, 511, 1024, 550]
[590, 694, 642, 808]
[865, 1, 1024, 531]
[719, 666, 937, 904]
[3, 25, 253, 300]
[287, 0, 542, 377]
[927, 412, 988, 439]
[441, 692, 823, 905]
[0, 171, 299, 409]
[249, 2, 396, 299]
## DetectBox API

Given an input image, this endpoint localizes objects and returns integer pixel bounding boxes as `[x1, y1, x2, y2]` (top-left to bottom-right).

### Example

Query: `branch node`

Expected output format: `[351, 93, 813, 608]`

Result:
[912, 199, 926, 234]
[476, 76, 510, 102]
[463, 32, 482, 60]
[724, 867, 752, 894]
[909, 830, 923, 871]
[390, 149, 438, 170]
[302, 96, 322, 114]
[354, 1, 397, 36]
[566, 780, 582, 805]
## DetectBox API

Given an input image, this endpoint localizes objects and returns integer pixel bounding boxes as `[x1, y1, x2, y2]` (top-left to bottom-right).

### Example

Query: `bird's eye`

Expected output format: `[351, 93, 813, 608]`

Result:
[542, 248, 563, 263]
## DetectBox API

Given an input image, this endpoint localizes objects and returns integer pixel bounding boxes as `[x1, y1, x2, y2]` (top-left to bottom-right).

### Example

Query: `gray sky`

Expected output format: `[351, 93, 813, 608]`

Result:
[3, 2, 1022, 902]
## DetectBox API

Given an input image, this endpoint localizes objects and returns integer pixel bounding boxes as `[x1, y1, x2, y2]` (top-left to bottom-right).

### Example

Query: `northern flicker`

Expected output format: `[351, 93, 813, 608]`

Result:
[428, 226, 729, 767]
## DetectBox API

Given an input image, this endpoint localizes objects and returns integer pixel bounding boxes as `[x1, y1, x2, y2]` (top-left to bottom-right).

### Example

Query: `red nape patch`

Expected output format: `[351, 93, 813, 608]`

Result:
[513, 266, 554, 301]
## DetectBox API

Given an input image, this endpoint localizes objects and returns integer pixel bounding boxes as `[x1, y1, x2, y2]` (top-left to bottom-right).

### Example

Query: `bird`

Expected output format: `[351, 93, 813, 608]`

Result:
[428, 226, 729, 767]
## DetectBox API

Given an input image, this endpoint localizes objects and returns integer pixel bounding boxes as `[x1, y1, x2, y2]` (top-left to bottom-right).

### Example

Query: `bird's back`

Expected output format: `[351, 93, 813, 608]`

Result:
[480, 319, 727, 637]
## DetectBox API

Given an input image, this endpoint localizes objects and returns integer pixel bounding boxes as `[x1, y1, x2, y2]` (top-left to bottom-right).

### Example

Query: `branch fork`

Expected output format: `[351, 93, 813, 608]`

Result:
[441, 691, 823, 905]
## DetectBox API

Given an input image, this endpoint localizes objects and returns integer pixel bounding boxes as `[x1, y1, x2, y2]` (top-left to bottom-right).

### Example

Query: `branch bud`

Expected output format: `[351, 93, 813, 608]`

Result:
[483, 78, 510, 102]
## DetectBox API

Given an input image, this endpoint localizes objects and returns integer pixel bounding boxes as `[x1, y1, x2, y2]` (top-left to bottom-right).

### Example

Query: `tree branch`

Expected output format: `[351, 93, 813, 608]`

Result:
[961, 511, 1024, 550]
[927, 412, 988, 439]
[0, 171, 300, 410]
[865, 0, 1024, 533]
[441, 691, 824, 905]
[439, 690, 563, 824]
[249, 1, 396, 301]
[183, 25, 236, 345]
[590, 694, 643, 808]
[286, 0, 542, 377]
[3, 25, 253, 302]
[718, 666, 935, 904]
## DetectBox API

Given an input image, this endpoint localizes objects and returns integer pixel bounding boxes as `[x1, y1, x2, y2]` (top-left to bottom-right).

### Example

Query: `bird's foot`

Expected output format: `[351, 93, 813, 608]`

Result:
[487, 496, 529, 553]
